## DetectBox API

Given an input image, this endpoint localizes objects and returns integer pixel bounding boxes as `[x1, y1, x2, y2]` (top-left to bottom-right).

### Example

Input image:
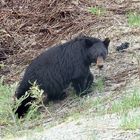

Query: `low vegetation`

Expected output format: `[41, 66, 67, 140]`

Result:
[120, 113, 140, 130]
[108, 87, 140, 114]
[88, 7, 106, 16]
[0, 76, 104, 138]
[0, 79, 45, 138]
[1, 74, 140, 138]
[127, 12, 140, 26]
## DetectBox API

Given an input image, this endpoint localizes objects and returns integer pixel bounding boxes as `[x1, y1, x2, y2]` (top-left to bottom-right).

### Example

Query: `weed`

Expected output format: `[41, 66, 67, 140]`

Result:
[24, 82, 52, 119]
[120, 113, 140, 130]
[108, 88, 140, 114]
[0, 78, 17, 125]
[95, 77, 105, 93]
[88, 7, 106, 16]
[127, 12, 140, 27]
[0, 62, 5, 69]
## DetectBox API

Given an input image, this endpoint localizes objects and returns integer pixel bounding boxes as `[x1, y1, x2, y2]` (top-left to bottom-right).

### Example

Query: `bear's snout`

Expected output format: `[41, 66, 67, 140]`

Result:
[96, 56, 104, 69]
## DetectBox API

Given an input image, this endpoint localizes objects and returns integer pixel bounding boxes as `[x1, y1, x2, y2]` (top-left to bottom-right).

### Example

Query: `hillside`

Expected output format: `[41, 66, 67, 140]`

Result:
[0, 0, 140, 139]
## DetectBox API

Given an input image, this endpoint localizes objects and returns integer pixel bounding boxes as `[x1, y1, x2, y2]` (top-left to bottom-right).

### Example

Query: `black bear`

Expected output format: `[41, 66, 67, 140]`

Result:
[15, 35, 110, 118]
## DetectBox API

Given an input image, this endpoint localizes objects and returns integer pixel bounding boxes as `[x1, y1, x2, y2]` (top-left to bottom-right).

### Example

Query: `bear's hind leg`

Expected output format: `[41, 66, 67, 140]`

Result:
[15, 95, 35, 118]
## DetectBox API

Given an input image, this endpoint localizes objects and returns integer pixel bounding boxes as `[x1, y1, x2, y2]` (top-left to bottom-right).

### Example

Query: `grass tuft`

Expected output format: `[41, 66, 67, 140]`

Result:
[95, 77, 105, 93]
[120, 113, 140, 130]
[88, 7, 106, 16]
[127, 12, 140, 27]
[108, 88, 140, 114]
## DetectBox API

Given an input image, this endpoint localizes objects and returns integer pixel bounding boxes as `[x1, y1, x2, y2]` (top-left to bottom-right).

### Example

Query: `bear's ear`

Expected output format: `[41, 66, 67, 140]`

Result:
[103, 38, 110, 49]
[84, 38, 93, 48]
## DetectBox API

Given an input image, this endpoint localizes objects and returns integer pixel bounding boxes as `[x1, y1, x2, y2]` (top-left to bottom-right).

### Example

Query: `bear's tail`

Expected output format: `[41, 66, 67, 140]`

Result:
[14, 80, 34, 118]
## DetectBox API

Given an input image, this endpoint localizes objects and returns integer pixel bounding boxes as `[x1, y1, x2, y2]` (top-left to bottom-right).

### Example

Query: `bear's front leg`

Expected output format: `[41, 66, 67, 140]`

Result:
[85, 72, 94, 91]
[72, 73, 93, 96]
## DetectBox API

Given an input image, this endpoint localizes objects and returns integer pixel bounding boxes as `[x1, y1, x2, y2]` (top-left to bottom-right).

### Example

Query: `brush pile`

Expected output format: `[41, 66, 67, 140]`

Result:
[0, 0, 97, 62]
[0, 0, 138, 82]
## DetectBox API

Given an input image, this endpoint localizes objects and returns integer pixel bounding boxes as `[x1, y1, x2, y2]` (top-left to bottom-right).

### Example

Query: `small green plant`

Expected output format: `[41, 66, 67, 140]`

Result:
[26, 82, 53, 119]
[108, 88, 140, 113]
[0, 78, 17, 125]
[120, 113, 140, 130]
[127, 12, 140, 26]
[0, 62, 5, 69]
[88, 7, 106, 16]
[88, 131, 97, 140]
[95, 77, 105, 93]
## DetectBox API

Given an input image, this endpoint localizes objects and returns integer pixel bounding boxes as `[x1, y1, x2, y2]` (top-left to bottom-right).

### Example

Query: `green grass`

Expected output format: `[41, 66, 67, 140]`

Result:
[0, 78, 17, 126]
[0, 62, 5, 69]
[88, 7, 106, 16]
[108, 88, 140, 114]
[120, 113, 140, 130]
[117, 87, 140, 130]
[95, 77, 105, 93]
[127, 12, 140, 27]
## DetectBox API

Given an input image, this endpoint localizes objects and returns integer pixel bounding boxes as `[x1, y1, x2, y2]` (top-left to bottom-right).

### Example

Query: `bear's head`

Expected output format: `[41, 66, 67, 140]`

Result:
[83, 37, 110, 69]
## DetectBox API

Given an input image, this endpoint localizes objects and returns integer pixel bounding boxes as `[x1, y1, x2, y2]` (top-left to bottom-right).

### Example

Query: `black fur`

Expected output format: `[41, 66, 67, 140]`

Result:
[15, 36, 110, 117]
